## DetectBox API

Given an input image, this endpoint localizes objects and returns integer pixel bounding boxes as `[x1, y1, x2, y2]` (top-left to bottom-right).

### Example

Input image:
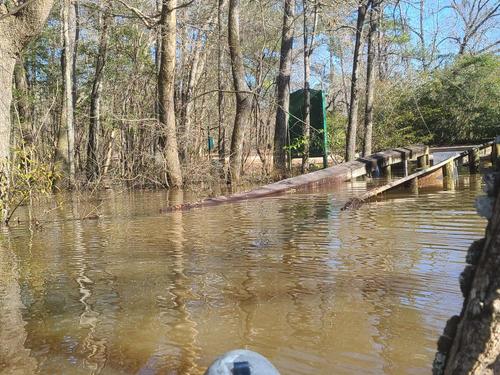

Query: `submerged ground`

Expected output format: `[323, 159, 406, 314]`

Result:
[0, 170, 486, 374]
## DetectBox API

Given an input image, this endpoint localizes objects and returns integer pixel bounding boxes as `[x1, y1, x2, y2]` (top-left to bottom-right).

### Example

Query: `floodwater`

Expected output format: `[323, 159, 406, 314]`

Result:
[0, 171, 487, 374]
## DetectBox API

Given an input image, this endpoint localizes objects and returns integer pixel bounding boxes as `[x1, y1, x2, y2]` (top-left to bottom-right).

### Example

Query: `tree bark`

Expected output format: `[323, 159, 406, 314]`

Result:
[302, 0, 311, 173]
[273, 0, 295, 178]
[0, 49, 16, 221]
[158, 0, 183, 187]
[418, 0, 427, 70]
[345, 0, 368, 161]
[434, 172, 500, 374]
[13, 57, 31, 144]
[362, 0, 379, 157]
[87, 3, 111, 182]
[0, 0, 55, 221]
[72, 0, 80, 111]
[180, 3, 224, 163]
[57, 0, 76, 185]
[227, 0, 252, 184]
[218, 0, 226, 167]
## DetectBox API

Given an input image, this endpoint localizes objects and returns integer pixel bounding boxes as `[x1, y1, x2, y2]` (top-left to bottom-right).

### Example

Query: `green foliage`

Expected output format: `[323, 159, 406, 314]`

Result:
[284, 135, 309, 155]
[326, 111, 346, 159]
[374, 54, 500, 147]
[1, 148, 59, 224]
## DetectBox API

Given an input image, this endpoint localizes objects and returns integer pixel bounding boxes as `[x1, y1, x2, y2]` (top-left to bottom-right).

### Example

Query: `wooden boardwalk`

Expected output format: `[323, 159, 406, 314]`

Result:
[166, 145, 429, 211]
[342, 140, 498, 209]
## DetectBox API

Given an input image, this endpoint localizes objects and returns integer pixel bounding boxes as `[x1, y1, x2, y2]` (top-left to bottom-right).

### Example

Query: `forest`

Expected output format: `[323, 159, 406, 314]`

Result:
[0, 0, 499, 223]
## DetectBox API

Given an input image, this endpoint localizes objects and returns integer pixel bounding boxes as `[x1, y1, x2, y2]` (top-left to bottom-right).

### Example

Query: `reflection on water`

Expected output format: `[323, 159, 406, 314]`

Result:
[0, 174, 486, 374]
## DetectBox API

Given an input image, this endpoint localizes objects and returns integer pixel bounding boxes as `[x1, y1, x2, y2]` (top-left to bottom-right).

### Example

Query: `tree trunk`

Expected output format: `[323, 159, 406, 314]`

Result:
[302, 0, 311, 173]
[13, 58, 32, 144]
[273, 0, 295, 178]
[345, 0, 368, 161]
[227, 0, 252, 184]
[218, 0, 226, 167]
[362, 0, 379, 157]
[418, 0, 426, 70]
[87, 3, 110, 182]
[179, 45, 201, 163]
[72, 0, 80, 111]
[180, 4, 223, 163]
[158, 0, 183, 187]
[0, 0, 55, 222]
[57, 0, 76, 185]
[434, 173, 500, 374]
[0, 49, 16, 221]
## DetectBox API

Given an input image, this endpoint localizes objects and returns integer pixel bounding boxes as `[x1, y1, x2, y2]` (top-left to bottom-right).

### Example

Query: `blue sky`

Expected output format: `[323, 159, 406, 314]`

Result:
[294, 0, 500, 89]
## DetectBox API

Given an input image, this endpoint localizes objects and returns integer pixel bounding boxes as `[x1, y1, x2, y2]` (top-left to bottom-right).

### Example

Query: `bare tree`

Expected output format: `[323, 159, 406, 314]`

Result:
[158, 0, 183, 187]
[362, 0, 380, 157]
[451, 0, 500, 55]
[218, 0, 226, 167]
[72, 0, 80, 118]
[273, 0, 295, 178]
[302, 0, 318, 173]
[13, 58, 31, 144]
[0, 0, 55, 220]
[418, 0, 427, 69]
[87, 2, 111, 182]
[345, 0, 369, 161]
[227, 0, 252, 184]
[57, 0, 76, 185]
[179, 3, 224, 163]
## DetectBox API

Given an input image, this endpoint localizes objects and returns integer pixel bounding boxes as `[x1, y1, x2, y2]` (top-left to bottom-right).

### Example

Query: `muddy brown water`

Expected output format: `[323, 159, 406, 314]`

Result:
[0, 172, 487, 374]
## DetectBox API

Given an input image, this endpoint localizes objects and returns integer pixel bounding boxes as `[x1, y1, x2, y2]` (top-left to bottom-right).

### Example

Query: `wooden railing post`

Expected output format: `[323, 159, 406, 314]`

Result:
[382, 156, 392, 178]
[494, 136, 500, 171]
[443, 159, 457, 190]
[468, 147, 480, 174]
[443, 160, 455, 178]
[417, 146, 430, 169]
[410, 177, 419, 194]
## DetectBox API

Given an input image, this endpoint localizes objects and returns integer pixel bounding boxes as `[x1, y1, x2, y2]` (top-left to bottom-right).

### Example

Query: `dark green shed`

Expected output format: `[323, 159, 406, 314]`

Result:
[288, 89, 328, 168]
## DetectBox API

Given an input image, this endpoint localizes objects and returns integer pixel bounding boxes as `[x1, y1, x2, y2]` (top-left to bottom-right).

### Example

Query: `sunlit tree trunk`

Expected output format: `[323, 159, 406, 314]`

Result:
[58, 0, 76, 185]
[362, 0, 379, 157]
[0, 0, 55, 221]
[227, 0, 252, 184]
[302, 0, 311, 173]
[14, 58, 32, 144]
[180, 4, 223, 163]
[345, 0, 368, 161]
[273, 0, 295, 178]
[87, 3, 111, 182]
[158, 0, 183, 187]
[72, 0, 80, 110]
[418, 0, 427, 70]
[218, 0, 226, 167]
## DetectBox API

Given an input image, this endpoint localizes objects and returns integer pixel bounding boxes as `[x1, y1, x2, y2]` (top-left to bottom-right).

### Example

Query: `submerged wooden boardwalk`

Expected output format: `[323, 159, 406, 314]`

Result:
[344, 140, 498, 205]
[166, 144, 429, 211]
[342, 141, 496, 209]
[166, 139, 498, 212]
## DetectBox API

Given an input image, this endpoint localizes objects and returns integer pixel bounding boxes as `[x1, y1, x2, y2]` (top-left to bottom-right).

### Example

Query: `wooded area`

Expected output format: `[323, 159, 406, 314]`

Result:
[0, 0, 499, 223]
